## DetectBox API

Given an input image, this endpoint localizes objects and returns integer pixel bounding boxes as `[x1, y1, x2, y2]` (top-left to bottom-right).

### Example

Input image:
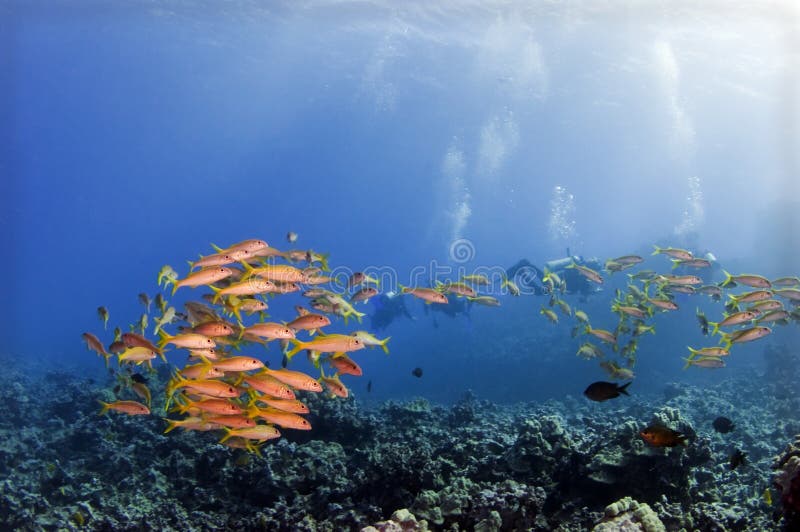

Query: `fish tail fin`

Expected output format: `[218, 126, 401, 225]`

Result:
[285, 340, 305, 360]
[240, 260, 255, 276]
[245, 389, 259, 405]
[688, 346, 699, 356]
[709, 322, 720, 336]
[171, 281, 180, 297]
[354, 310, 365, 323]
[208, 285, 223, 304]
[211, 243, 224, 253]
[247, 441, 264, 458]
[157, 329, 171, 349]
[651, 245, 662, 256]
[380, 337, 391, 354]
[163, 418, 180, 434]
[97, 400, 111, 416]
[317, 252, 330, 272]
[231, 305, 243, 324]
[165, 369, 186, 398]
[671, 260, 679, 271]
[618, 382, 632, 396]
[719, 334, 732, 351]
[642, 279, 652, 295]
[721, 270, 733, 288]
[219, 428, 234, 444]
[682, 357, 695, 370]
[722, 340, 733, 352]
[198, 354, 213, 369]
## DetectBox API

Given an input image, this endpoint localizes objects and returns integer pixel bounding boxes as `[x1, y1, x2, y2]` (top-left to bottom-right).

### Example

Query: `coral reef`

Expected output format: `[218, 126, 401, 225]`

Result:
[593, 497, 665, 532]
[362, 509, 429, 532]
[0, 356, 791, 531]
[774, 434, 800, 529]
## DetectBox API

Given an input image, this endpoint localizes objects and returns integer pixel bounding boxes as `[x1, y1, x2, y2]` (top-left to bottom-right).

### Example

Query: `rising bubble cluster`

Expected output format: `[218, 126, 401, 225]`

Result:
[548, 185, 577, 244]
[674, 175, 704, 236]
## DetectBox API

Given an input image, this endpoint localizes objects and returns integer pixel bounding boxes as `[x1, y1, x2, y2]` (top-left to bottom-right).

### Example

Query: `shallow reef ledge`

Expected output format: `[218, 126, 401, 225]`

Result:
[0, 362, 796, 530]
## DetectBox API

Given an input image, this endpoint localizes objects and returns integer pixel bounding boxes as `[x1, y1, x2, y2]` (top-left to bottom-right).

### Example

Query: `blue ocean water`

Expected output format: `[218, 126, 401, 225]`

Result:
[2, 1, 799, 408]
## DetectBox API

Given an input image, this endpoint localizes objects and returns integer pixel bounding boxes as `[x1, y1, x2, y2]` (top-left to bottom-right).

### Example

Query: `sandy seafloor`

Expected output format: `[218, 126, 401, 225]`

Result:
[1, 347, 799, 532]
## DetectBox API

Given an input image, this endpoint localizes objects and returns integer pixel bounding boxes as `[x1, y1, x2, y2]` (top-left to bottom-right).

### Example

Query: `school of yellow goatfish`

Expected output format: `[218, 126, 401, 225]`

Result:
[82, 238, 800, 453]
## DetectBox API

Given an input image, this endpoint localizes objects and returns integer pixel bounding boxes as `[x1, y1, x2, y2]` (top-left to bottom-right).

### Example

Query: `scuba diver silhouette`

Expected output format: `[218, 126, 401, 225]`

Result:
[506, 250, 603, 299]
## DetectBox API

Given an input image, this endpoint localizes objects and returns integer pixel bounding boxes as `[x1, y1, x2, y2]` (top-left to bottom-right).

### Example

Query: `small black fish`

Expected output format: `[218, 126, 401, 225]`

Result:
[367, 380, 372, 393]
[411, 367, 423, 378]
[112, 385, 121, 394]
[130, 373, 147, 384]
[696, 308, 709, 336]
[729, 449, 747, 470]
[713, 416, 735, 434]
[282, 354, 288, 368]
[584, 381, 631, 402]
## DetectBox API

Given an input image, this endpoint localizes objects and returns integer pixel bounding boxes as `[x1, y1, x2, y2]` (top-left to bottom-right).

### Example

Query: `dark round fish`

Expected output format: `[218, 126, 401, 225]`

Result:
[130, 373, 148, 384]
[696, 308, 709, 336]
[729, 449, 747, 470]
[583, 381, 631, 402]
[712, 416, 735, 434]
[411, 367, 423, 378]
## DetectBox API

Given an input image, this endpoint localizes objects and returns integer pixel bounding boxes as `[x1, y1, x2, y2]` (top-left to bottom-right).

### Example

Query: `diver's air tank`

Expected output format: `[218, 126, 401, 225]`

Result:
[545, 256, 582, 272]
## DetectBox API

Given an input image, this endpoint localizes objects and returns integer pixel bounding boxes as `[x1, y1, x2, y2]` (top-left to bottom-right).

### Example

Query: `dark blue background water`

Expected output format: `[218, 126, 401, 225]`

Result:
[3, 2, 799, 404]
